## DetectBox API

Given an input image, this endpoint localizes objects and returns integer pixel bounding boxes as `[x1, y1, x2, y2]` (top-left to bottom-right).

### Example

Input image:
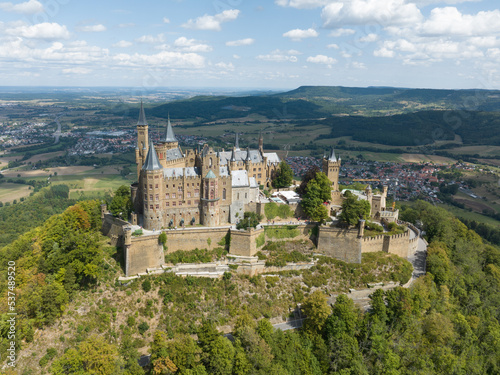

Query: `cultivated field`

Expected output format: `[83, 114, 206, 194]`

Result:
[0, 183, 31, 204]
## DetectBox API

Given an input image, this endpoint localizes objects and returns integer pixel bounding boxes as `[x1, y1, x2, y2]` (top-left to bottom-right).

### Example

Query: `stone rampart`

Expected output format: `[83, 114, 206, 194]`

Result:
[127, 235, 164, 276]
[360, 230, 410, 258]
[101, 214, 129, 247]
[230, 227, 263, 257]
[316, 226, 361, 263]
[163, 227, 229, 253]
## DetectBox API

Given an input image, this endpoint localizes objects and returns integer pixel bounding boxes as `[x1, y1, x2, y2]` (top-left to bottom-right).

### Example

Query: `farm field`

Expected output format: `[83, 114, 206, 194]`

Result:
[439, 203, 500, 227]
[0, 182, 31, 204]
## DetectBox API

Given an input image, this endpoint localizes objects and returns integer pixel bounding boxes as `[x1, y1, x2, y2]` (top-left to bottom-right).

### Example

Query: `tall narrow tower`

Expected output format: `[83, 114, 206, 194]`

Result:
[141, 139, 164, 230]
[135, 101, 149, 179]
[322, 147, 342, 204]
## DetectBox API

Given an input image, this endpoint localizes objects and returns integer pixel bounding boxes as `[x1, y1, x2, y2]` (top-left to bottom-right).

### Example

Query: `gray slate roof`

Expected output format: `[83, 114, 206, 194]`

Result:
[163, 167, 199, 178]
[163, 115, 177, 143]
[142, 142, 162, 171]
[232, 170, 249, 187]
[166, 148, 183, 161]
[328, 147, 337, 162]
[219, 149, 264, 165]
[137, 101, 147, 126]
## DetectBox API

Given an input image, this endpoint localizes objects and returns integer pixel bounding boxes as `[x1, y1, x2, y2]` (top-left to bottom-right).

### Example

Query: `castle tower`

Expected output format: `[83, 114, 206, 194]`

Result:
[365, 185, 373, 216]
[245, 147, 252, 172]
[135, 101, 149, 178]
[198, 145, 220, 178]
[322, 147, 342, 204]
[201, 169, 220, 227]
[141, 139, 164, 230]
[229, 147, 237, 171]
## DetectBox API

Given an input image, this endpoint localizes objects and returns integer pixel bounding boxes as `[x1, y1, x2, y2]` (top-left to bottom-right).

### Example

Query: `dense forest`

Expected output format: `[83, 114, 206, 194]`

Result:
[0, 197, 499, 374]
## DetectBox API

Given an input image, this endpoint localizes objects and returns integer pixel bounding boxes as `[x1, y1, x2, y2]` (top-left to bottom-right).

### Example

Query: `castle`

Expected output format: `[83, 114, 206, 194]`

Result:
[130, 103, 281, 230]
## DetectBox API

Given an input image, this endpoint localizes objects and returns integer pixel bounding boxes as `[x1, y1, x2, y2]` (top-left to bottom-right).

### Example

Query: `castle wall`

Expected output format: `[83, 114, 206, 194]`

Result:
[127, 235, 164, 276]
[164, 227, 229, 253]
[230, 227, 264, 257]
[101, 214, 129, 247]
[360, 230, 410, 258]
[316, 226, 362, 263]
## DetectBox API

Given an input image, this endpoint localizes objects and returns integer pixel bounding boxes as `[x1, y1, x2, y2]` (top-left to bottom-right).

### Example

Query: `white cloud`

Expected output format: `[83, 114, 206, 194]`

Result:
[306, 54, 337, 64]
[215, 62, 235, 71]
[413, 0, 481, 5]
[6, 22, 70, 40]
[135, 34, 165, 44]
[173, 37, 212, 52]
[351, 61, 367, 69]
[275, 0, 330, 9]
[113, 40, 132, 48]
[322, 0, 422, 28]
[283, 28, 318, 41]
[63, 67, 92, 74]
[233, 54, 241, 59]
[182, 9, 240, 31]
[327, 43, 339, 49]
[329, 28, 356, 37]
[226, 38, 255, 47]
[77, 24, 107, 32]
[374, 47, 395, 57]
[418, 7, 500, 37]
[163, 17, 170, 24]
[359, 33, 378, 42]
[113, 51, 205, 68]
[256, 49, 301, 62]
[0, 0, 43, 14]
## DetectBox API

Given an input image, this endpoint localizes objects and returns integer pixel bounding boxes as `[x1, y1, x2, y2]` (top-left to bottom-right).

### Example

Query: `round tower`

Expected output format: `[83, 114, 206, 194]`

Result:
[201, 170, 220, 227]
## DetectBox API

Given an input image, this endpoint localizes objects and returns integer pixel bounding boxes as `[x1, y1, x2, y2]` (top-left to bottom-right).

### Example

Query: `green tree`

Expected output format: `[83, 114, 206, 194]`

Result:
[301, 172, 331, 222]
[236, 212, 262, 230]
[204, 336, 235, 375]
[302, 290, 331, 334]
[272, 161, 293, 189]
[109, 185, 132, 219]
[339, 190, 371, 226]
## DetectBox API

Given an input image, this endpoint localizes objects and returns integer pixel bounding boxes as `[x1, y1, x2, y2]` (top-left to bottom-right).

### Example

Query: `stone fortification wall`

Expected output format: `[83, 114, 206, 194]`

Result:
[127, 235, 164, 276]
[230, 227, 263, 257]
[101, 214, 129, 247]
[360, 230, 410, 258]
[163, 227, 229, 253]
[316, 226, 362, 263]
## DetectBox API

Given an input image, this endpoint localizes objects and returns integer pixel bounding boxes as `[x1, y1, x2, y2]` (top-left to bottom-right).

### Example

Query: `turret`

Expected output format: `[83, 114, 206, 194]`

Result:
[141, 138, 164, 230]
[136, 101, 149, 179]
[322, 146, 341, 192]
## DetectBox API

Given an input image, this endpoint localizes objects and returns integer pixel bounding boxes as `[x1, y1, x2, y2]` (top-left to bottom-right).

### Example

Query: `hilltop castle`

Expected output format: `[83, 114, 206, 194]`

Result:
[130, 103, 281, 230]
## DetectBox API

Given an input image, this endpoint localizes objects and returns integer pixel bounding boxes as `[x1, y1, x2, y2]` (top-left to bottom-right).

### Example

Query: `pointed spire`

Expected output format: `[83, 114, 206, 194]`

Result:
[164, 113, 177, 143]
[235, 132, 240, 151]
[142, 138, 162, 171]
[137, 100, 147, 126]
[230, 147, 236, 162]
[328, 147, 337, 162]
[246, 147, 251, 162]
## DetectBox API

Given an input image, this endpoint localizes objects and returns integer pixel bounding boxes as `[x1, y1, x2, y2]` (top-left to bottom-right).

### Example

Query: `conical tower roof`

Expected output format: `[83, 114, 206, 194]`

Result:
[235, 132, 240, 150]
[142, 138, 162, 171]
[164, 113, 177, 143]
[230, 147, 237, 162]
[137, 101, 147, 126]
[328, 147, 337, 162]
[245, 147, 251, 161]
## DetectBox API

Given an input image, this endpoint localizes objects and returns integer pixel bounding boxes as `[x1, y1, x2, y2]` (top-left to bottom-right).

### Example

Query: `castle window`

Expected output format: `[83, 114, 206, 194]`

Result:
[166, 193, 169, 199]
[253, 168, 256, 172]
[258, 174, 261, 178]
[155, 194, 159, 201]
[155, 184, 158, 189]
[194, 189, 199, 197]
[156, 204, 159, 209]
[173, 184, 175, 188]
[210, 181, 215, 187]
[150, 205, 153, 210]
[195, 200, 199, 205]
[179, 201, 182, 206]
[144, 194, 147, 200]
[245, 193, 247, 199]
[173, 202, 176, 206]
[210, 202, 214, 207]
[144, 203, 147, 209]
[237, 193, 240, 200]
[172, 193, 176, 199]
[178, 186, 182, 192]
[197, 183, 200, 187]
[149, 184, 153, 190]
[166, 185, 169, 189]
[155, 175, 159, 179]
[209, 157, 213, 167]
[258, 168, 261, 171]
[166, 202, 169, 207]
[144, 184, 147, 189]
[187, 192, 191, 198]
[150, 194, 153, 201]
[223, 189, 226, 200]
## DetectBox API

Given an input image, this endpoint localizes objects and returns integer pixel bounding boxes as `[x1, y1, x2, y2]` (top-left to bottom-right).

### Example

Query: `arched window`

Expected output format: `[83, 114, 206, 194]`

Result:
[209, 158, 213, 167]
[222, 188, 226, 200]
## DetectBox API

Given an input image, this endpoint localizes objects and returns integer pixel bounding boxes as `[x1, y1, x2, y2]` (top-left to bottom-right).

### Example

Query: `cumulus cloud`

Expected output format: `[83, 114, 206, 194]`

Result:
[418, 7, 500, 37]
[359, 33, 378, 42]
[77, 24, 107, 32]
[173, 37, 212, 52]
[329, 28, 356, 37]
[226, 38, 255, 46]
[0, 0, 43, 14]
[283, 28, 318, 41]
[6, 22, 70, 40]
[113, 51, 205, 68]
[215, 62, 235, 71]
[275, 0, 329, 9]
[182, 9, 240, 31]
[63, 67, 92, 74]
[306, 54, 337, 64]
[163, 17, 170, 24]
[135, 34, 165, 44]
[327, 43, 339, 49]
[322, 0, 422, 28]
[113, 40, 132, 48]
[256, 49, 301, 62]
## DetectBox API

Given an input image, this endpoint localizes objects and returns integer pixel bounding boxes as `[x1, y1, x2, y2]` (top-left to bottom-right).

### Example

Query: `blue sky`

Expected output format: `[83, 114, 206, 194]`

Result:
[1, 0, 500, 89]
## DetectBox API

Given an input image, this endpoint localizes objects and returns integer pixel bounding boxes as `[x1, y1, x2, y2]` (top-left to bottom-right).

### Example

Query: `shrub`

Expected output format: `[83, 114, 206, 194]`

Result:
[132, 229, 143, 236]
[138, 321, 149, 335]
[142, 279, 151, 293]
